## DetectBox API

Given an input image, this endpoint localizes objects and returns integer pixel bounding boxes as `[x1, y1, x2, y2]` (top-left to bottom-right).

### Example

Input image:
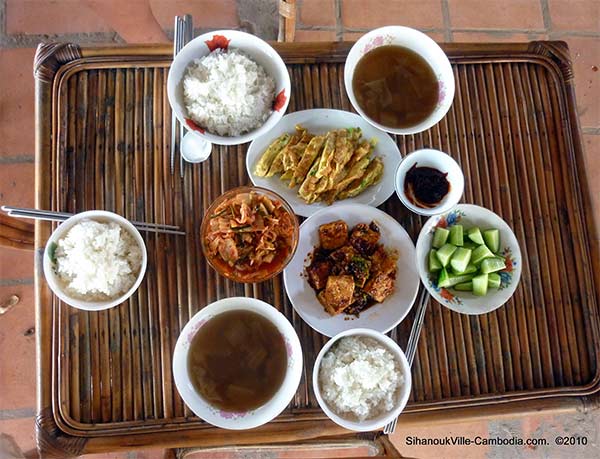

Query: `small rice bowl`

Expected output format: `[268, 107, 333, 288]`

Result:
[319, 336, 403, 421]
[183, 49, 275, 137]
[53, 220, 142, 300]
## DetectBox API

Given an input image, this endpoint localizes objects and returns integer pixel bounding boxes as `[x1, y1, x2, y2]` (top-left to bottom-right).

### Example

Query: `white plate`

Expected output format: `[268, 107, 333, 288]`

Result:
[416, 204, 522, 315]
[246, 109, 402, 217]
[283, 203, 419, 337]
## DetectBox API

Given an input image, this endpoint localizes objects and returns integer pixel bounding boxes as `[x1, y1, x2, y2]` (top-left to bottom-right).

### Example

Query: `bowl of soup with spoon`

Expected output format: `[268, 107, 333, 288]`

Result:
[344, 26, 455, 135]
[173, 297, 303, 429]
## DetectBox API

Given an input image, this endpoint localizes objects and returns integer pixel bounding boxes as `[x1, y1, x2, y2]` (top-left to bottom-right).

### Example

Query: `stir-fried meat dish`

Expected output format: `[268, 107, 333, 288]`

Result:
[204, 191, 296, 279]
[254, 126, 384, 204]
[305, 220, 399, 316]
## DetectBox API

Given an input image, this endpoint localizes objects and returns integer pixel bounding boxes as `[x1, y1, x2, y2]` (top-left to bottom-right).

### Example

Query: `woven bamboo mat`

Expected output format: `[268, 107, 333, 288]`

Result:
[41, 42, 599, 437]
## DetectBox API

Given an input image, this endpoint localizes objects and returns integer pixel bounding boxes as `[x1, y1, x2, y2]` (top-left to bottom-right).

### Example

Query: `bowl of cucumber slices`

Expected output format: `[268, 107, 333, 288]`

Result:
[416, 204, 522, 315]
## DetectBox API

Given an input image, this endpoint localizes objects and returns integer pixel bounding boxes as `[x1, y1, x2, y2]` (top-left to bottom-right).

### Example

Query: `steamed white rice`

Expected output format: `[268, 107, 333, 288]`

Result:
[54, 220, 142, 300]
[319, 336, 403, 421]
[183, 49, 275, 137]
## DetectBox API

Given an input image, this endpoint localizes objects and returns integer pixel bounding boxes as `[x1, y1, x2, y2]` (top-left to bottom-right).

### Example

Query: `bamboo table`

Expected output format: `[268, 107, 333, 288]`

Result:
[32, 41, 600, 457]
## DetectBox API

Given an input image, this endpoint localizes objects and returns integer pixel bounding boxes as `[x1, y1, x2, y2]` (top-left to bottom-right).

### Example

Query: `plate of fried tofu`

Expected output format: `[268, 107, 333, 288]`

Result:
[283, 203, 420, 337]
[246, 109, 402, 217]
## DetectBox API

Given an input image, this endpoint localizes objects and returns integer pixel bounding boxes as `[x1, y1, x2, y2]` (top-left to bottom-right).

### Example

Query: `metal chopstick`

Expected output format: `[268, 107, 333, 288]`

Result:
[382, 286, 429, 435]
[406, 287, 430, 366]
[1, 206, 181, 230]
[179, 15, 193, 178]
[170, 16, 179, 175]
[2, 207, 185, 236]
[7, 211, 186, 236]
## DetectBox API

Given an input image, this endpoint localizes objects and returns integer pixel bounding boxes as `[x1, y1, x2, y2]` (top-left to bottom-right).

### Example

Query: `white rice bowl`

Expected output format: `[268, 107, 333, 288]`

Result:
[319, 336, 404, 421]
[53, 220, 142, 300]
[183, 49, 275, 137]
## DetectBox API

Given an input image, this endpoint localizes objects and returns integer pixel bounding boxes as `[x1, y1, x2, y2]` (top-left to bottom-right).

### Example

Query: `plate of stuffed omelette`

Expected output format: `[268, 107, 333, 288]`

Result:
[246, 109, 402, 217]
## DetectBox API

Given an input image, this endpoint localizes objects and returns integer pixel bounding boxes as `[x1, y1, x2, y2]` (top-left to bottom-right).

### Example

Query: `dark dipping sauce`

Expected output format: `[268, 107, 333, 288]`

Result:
[187, 310, 287, 412]
[352, 45, 439, 128]
[404, 163, 450, 208]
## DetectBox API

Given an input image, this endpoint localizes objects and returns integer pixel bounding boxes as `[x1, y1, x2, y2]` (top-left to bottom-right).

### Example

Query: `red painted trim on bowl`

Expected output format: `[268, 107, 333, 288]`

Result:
[185, 118, 206, 134]
[273, 89, 287, 112]
[205, 34, 231, 52]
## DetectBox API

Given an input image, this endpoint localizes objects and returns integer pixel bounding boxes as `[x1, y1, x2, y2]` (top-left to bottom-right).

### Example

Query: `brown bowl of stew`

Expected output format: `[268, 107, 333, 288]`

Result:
[200, 186, 299, 283]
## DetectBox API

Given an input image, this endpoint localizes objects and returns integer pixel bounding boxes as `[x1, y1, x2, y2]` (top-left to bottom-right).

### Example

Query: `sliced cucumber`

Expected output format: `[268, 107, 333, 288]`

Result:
[436, 243, 457, 267]
[429, 249, 442, 272]
[467, 227, 485, 245]
[483, 228, 500, 253]
[437, 268, 450, 288]
[454, 281, 473, 291]
[432, 227, 450, 249]
[452, 263, 477, 275]
[463, 240, 478, 250]
[471, 244, 495, 265]
[488, 272, 501, 289]
[450, 247, 472, 274]
[472, 273, 489, 296]
[480, 256, 506, 274]
[449, 225, 464, 246]
[438, 271, 475, 288]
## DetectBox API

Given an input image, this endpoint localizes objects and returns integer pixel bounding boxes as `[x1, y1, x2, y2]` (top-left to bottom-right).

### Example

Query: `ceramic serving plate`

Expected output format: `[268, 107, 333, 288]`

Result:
[283, 203, 420, 337]
[416, 204, 522, 315]
[246, 109, 402, 217]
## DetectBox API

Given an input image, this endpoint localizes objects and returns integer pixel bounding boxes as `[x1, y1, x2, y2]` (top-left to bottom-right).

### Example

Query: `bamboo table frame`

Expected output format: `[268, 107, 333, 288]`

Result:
[33, 41, 600, 457]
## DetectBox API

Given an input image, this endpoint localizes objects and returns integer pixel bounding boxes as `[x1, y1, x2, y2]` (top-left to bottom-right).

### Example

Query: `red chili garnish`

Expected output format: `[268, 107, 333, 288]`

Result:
[186, 118, 205, 134]
[205, 35, 231, 52]
[273, 89, 287, 111]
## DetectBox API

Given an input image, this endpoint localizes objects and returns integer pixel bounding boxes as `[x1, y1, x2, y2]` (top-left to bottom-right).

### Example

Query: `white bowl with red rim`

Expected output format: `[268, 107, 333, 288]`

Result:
[172, 297, 303, 430]
[167, 29, 291, 147]
[344, 26, 455, 135]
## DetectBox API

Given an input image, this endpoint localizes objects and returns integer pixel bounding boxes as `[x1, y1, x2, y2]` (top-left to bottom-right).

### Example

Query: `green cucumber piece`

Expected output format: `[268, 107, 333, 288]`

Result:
[488, 273, 501, 289]
[438, 271, 475, 288]
[429, 249, 442, 272]
[471, 244, 495, 265]
[467, 227, 485, 245]
[449, 247, 472, 274]
[432, 227, 450, 249]
[454, 281, 473, 291]
[472, 273, 489, 296]
[483, 228, 500, 253]
[463, 240, 478, 250]
[481, 256, 506, 274]
[449, 225, 464, 246]
[436, 243, 457, 267]
[437, 268, 450, 288]
[452, 263, 477, 275]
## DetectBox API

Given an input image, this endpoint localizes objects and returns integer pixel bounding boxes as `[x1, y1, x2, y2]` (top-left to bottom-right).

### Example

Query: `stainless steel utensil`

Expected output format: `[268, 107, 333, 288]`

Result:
[1, 206, 186, 236]
[382, 286, 430, 435]
[179, 14, 193, 178]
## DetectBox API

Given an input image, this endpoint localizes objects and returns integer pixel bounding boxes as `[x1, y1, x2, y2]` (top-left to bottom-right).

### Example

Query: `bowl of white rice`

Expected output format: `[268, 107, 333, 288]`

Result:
[313, 328, 412, 432]
[42, 210, 147, 311]
[167, 29, 291, 146]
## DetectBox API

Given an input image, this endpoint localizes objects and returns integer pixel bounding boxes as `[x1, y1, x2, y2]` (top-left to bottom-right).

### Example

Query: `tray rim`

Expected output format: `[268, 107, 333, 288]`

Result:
[34, 40, 600, 456]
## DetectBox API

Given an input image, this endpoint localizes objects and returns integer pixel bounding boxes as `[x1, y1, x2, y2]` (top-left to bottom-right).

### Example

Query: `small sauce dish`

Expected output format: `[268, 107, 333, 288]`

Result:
[395, 148, 464, 216]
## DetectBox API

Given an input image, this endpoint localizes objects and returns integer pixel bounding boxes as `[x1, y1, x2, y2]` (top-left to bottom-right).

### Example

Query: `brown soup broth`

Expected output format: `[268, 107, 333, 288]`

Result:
[352, 45, 439, 128]
[187, 309, 288, 412]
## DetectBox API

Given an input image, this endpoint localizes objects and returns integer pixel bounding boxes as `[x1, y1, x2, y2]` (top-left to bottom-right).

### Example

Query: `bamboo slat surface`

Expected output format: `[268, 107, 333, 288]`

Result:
[36, 42, 599, 449]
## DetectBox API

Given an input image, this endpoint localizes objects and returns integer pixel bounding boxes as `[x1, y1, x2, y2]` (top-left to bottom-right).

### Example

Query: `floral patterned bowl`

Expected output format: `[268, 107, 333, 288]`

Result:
[344, 26, 455, 135]
[167, 29, 291, 146]
[172, 297, 303, 430]
[415, 204, 522, 315]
